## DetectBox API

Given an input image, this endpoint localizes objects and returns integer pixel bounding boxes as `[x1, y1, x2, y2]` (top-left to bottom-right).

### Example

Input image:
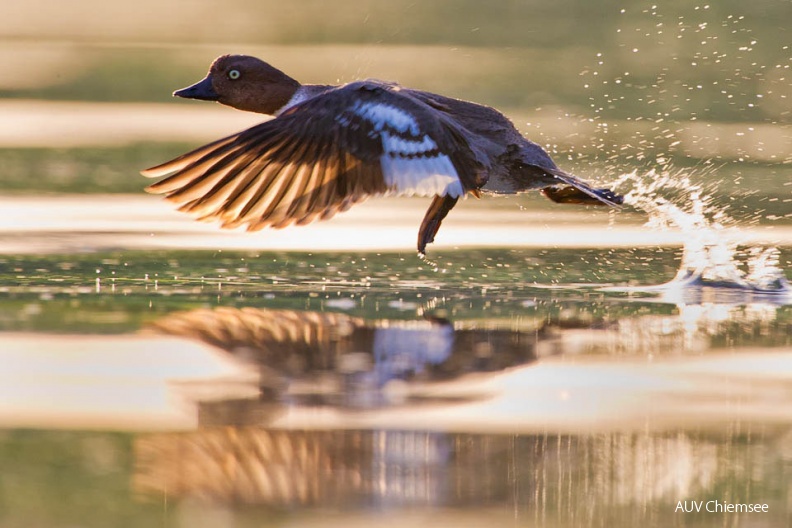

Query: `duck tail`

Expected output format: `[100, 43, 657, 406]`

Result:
[541, 167, 623, 207]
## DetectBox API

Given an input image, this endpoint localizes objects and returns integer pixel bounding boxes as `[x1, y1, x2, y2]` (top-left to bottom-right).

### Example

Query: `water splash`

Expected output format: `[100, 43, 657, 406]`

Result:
[614, 169, 790, 296]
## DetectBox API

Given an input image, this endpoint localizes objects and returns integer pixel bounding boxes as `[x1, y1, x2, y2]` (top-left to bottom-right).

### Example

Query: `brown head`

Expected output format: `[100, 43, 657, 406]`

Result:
[173, 55, 301, 115]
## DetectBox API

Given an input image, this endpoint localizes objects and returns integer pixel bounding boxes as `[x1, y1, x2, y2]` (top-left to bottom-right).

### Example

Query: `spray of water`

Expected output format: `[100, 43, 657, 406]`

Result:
[614, 168, 790, 294]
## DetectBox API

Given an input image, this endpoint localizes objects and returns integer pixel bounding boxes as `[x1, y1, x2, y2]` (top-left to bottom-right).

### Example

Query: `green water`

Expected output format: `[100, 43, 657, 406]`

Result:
[1, 428, 790, 528]
[1, 247, 790, 528]
[3, 247, 788, 333]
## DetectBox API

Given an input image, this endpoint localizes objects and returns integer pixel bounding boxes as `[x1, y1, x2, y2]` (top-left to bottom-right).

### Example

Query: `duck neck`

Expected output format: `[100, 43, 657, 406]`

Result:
[275, 84, 333, 115]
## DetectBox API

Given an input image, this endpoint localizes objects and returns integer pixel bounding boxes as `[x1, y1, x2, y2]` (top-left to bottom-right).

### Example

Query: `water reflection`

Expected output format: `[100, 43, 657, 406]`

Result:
[133, 427, 791, 523]
[147, 307, 544, 412]
[565, 300, 790, 357]
[145, 299, 791, 421]
[0, 286, 789, 525]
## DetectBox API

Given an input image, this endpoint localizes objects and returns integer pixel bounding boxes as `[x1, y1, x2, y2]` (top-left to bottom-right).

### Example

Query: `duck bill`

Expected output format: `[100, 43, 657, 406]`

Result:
[173, 75, 219, 101]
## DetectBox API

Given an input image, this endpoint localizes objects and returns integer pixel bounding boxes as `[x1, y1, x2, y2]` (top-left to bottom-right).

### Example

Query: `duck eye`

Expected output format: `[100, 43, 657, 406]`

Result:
[228, 69, 241, 80]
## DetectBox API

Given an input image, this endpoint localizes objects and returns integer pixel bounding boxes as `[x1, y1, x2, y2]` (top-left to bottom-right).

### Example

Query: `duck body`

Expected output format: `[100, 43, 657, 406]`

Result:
[143, 55, 622, 255]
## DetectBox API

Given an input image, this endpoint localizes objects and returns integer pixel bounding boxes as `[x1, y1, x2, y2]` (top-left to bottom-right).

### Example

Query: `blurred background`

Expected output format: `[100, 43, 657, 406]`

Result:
[1, 0, 789, 221]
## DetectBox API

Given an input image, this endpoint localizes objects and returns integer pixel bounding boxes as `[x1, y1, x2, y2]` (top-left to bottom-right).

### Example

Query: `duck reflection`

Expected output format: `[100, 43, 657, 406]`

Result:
[147, 307, 544, 412]
[132, 306, 792, 519]
[133, 427, 784, 518]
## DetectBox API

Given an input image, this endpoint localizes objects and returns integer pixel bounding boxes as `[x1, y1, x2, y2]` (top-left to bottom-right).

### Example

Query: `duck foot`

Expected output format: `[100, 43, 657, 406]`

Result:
[542, 186, 624, 206]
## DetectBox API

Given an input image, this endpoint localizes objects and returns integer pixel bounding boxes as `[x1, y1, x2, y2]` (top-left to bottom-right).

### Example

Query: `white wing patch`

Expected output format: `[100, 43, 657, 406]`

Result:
[349, 101, 463, 198]
[380, 144, 463, 197]
[352, 100, 420, 135]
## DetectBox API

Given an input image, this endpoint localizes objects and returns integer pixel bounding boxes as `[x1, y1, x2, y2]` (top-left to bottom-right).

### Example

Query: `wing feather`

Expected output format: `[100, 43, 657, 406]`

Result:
[192, 136, 294, 221]
[142, 81, 485, 232]
[281, 144, 330, 226]
[163, 148, 261, 206]
[141, 135, 238, 179]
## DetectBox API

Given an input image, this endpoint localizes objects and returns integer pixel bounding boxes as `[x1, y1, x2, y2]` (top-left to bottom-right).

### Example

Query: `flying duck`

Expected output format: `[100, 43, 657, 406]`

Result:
[142, 55, 623, 255]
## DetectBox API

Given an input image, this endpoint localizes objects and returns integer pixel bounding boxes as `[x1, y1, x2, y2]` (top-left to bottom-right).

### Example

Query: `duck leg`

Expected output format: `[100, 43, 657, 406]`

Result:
[417, 194, 459, 255]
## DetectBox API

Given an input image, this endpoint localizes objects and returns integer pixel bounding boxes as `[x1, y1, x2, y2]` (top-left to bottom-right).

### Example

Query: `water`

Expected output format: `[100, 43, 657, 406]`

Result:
[612, 169, 791, 300]
[1, 157, 791, 528]
[1, 204, 790, 526]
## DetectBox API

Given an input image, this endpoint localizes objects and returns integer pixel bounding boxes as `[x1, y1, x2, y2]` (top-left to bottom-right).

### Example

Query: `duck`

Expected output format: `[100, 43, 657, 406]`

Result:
[142, 54, 623, 255]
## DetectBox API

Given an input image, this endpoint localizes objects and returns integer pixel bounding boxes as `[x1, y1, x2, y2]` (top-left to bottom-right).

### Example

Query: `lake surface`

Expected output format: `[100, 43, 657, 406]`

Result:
[1, 194, 790, 527]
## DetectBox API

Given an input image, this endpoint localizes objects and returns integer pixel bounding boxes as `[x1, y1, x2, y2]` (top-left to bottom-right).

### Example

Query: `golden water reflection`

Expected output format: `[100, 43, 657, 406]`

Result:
[133, 427, 790, 525]
[130, 301, 792, 523]
[1, 288, 791, 525]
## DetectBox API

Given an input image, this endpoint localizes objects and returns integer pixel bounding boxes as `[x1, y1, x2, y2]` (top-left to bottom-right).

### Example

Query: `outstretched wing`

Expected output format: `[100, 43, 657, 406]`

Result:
[142, 81, 485, 231]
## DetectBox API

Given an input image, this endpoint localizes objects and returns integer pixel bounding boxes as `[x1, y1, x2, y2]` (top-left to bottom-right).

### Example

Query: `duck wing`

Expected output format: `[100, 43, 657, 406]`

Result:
[142, 81, 486, 231]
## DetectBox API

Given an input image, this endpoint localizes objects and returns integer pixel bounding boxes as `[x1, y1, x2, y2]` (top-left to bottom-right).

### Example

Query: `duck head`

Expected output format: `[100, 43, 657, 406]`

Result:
[174, 55, 301, 115]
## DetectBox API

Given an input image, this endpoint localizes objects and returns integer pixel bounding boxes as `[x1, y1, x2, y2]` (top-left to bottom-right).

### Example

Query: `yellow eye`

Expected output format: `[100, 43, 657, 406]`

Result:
[228, 69, 241, 80]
